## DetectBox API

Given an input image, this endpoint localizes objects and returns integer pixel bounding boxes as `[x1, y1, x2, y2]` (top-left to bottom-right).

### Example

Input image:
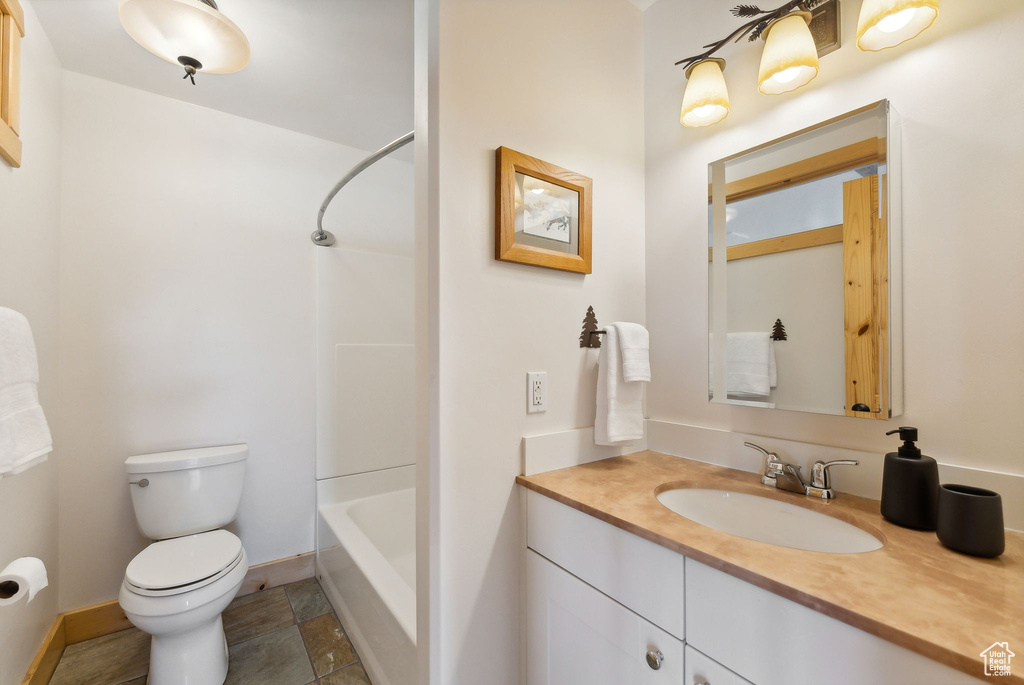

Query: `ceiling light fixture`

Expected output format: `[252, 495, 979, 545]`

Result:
[118, 0, 250, 85]
[856, 0, 939, 51]
[680, 58, 730, 128]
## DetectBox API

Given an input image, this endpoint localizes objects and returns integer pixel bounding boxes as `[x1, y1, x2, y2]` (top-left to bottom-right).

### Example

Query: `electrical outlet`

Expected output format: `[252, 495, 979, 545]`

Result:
[527, 372, 547, 414]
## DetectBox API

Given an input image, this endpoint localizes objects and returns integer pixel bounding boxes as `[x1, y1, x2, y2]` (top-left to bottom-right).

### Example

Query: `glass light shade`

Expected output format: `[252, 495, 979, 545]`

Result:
[118, 0, 250, 74]
[757, 13, 819, 95]
[857, 0, 939, 52]
[680, 59, 730, 128]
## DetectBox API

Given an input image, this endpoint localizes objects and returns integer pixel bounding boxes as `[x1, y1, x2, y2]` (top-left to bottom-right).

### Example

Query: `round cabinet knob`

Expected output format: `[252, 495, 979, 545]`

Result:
[645, 650, 664, 670]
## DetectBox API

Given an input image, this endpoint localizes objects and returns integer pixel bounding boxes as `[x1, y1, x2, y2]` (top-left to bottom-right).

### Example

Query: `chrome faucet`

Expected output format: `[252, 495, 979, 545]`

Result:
[744, 442, 784, 487]
[745, 442, 858, 500]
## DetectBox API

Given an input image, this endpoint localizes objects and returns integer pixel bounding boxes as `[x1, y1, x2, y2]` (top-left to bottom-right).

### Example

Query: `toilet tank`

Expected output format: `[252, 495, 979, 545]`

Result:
[125, 444, 248, 540]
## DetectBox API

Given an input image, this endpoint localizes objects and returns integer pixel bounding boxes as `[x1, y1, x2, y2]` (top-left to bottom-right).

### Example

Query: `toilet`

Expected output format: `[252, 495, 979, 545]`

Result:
[118, 444, 249, 685]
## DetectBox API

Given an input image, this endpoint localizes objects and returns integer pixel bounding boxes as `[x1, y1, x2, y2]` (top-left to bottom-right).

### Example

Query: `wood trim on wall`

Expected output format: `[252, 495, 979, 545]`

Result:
[708, 224, 843, 262]
[21, 552, 316, 683]
[709, 137, 885, 205]
[21, 616, 64, 685]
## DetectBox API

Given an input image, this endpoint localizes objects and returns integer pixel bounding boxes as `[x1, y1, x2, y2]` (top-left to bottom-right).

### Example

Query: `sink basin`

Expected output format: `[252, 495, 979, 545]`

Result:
[656, 488, 883, 554]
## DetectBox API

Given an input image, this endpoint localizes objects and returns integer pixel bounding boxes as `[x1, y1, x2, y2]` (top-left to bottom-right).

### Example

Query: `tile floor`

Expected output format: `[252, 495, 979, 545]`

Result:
[50, 578, 370, 685]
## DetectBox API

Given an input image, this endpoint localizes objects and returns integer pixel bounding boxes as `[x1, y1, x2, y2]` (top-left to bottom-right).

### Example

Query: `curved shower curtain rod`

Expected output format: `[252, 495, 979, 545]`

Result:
[312, 130, 415, 246]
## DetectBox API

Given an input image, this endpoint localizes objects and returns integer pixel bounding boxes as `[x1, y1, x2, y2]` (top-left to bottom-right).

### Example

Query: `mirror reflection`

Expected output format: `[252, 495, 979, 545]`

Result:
[708, 101, 902, 418]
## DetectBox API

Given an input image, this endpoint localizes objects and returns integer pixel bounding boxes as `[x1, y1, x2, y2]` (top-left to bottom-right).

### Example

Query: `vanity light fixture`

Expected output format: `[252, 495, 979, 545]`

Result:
[680, 58, 731, 127]
[856, 0, 939, 51]
[676, 0, 937, 126]
[118, 0, 250, 85]
[757, 11, 819, 94]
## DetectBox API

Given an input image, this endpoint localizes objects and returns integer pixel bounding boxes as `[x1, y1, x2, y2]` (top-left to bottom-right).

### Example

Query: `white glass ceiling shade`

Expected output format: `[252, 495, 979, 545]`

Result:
[757, 13, 819, 95]
[680, 59, 730, 128]
[118, 0, 250, 74]
[857, 0, 939, 52]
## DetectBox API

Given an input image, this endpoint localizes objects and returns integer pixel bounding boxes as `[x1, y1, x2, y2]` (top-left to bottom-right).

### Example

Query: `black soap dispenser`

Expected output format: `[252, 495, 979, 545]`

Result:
[880, 427, 939, 530]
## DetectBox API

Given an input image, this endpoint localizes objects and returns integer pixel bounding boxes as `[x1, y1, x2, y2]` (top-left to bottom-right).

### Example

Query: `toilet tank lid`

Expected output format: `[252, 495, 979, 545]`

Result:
[125, 444, 248, 474]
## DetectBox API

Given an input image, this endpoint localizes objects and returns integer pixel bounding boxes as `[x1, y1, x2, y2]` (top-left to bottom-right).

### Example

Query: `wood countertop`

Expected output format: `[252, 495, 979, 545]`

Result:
[516, 450, 1024, 683]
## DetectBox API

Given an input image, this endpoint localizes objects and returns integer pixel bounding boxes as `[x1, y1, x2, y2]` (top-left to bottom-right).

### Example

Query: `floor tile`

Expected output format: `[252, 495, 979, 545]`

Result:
[223, 586, 296, 645]
[286, 578, 333, 623]
[299, 613, 358, 677]
[225, 625, 315, 685]
[50, 628, 150, 685]
[318, 663, 371, 685]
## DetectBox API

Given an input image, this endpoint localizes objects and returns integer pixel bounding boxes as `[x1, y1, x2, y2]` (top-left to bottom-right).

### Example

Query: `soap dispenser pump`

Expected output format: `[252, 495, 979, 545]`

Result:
[880, 427, 939, 530]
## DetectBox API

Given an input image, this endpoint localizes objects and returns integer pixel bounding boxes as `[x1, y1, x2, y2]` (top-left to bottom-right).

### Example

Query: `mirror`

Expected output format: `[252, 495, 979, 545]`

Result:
[708, 101, 902, 418]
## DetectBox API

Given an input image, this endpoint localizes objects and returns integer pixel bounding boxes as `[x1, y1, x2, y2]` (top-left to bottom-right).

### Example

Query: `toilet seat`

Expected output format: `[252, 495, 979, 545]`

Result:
[125, 530, 244, 597]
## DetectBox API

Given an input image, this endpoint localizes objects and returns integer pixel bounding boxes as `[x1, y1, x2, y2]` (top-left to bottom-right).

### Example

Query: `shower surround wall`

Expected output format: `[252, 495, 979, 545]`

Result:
[56, 72, 412, 611]
[0, 1, 63, 681]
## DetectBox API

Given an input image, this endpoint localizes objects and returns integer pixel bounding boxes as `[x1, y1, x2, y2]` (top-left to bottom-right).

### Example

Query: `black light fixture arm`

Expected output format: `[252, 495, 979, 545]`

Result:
[674, 0, 822, 72]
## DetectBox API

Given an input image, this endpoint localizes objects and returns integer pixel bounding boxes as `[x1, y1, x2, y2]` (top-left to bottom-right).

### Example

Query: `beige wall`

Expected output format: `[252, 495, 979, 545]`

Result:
[0, 2, 63, 682]
[435, 0, 646, 681]
[55, 73, 405, 610]
[645, 0, 1024, 471]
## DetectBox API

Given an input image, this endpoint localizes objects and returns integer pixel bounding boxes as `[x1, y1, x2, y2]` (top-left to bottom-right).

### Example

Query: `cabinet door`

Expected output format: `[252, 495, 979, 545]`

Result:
[526, 550, 683, 685]
[685, 645, 752, 685]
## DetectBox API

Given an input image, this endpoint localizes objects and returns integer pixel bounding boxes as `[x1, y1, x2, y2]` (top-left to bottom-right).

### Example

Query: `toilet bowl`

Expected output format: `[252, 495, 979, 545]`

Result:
[118, 445, 248, 685]
[120, 530, 247, 685]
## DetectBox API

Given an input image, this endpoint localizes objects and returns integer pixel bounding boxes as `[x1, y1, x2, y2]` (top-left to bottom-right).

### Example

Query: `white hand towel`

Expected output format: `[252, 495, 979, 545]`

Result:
[615, 322, 650, 383]
[726, 332, 772, 398]
[595, 324, 645, 445]
[0, 308, 53, 478]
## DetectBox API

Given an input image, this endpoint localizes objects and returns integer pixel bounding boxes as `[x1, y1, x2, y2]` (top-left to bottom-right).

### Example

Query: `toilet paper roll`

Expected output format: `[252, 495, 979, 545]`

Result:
[0, 557, 48, 606]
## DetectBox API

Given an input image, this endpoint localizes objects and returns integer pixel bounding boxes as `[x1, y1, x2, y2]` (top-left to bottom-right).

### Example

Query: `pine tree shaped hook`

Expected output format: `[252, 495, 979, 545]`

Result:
[580, 306, 605, 348]
[771, 318, 787, 341]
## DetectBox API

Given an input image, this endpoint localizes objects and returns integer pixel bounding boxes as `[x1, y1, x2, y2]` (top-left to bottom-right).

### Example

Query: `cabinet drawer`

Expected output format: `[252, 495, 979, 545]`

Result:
[526, 550, 683, 685]
[685, 645, 751, 685]
[526, 490, 684, 639]
[685, 558, 982, 685]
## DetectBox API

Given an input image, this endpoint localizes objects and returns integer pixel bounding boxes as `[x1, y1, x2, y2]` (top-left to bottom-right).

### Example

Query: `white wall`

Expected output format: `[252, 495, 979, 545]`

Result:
[0, 2, 63, 681]
[55, 72, 406, 610]
[435, 0, 645, 681]
[646, 1, 1024, 472]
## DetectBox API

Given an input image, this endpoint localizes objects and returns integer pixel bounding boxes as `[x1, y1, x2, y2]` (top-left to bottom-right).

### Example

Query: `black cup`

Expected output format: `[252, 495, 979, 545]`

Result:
[936, 484, 1004, 558]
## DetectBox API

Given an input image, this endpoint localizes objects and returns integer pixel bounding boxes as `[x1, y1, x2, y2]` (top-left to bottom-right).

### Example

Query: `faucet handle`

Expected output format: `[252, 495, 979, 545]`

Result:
[810, 459, 858, 490]
[744, 442, 783, 486]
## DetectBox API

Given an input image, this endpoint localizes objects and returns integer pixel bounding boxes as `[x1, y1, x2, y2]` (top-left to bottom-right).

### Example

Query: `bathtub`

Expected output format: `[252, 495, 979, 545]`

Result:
[317, 465, 416, 685]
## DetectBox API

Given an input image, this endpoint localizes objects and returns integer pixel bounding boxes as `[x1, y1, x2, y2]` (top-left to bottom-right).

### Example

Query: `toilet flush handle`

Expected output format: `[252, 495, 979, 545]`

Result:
[129, 478, 150, 488]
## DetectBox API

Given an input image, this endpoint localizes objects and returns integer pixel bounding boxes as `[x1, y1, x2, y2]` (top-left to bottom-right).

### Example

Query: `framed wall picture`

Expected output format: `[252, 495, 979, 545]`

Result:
[495, 146, 592, 274]
[0, 0, 24, 167]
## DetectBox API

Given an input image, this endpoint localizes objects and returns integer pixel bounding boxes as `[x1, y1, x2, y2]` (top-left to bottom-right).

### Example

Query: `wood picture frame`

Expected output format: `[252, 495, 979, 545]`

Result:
[0, 0, 24, 167]
[495, 146, 592, 274]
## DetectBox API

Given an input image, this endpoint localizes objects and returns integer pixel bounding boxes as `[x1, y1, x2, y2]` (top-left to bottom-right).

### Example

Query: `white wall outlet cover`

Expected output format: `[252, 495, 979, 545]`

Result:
[527, 372, 547, 413]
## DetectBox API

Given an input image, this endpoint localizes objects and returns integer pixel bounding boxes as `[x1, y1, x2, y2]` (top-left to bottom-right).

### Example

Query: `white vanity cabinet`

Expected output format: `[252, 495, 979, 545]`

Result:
[526, 551, 684, 684]
[524, 490, 983, 685]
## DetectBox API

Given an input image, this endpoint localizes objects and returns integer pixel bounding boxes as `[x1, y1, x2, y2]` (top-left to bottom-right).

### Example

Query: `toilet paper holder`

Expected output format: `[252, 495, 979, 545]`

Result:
[0, 579, 20, 599]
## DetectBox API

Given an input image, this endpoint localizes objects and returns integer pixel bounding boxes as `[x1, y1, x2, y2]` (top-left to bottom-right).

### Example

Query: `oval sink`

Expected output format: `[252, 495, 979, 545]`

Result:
[656, 488, 883, 554]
